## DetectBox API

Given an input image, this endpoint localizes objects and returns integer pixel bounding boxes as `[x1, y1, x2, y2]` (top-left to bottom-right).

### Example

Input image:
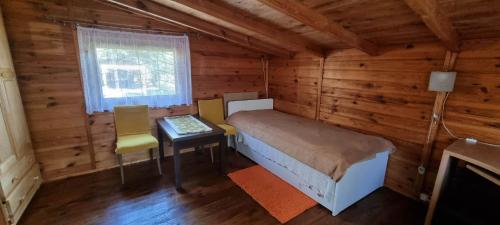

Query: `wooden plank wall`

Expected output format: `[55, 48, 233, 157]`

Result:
[270, 43, 444, 198]
[269, 41, 500, 198]
[424, 38, 500, 193]
[320, 43, 445, 198]
[268, 53, 322, 119]
[2, 0, 265, 181]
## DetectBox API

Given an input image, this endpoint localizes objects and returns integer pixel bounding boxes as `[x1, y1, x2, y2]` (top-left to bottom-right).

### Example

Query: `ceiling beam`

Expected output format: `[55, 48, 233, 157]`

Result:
[404, 0, 460, 52]
[98, 0, 292, 57]
[258, 0, 379, 56]
[153, 0, 324, 57]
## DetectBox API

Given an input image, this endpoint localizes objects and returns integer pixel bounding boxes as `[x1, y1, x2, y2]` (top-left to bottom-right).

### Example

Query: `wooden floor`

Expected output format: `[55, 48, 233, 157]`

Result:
[19, 150, 425, 225]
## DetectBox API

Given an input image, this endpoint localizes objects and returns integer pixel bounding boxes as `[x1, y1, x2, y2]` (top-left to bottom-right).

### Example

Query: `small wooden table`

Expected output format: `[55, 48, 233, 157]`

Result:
[156, 116, 226, 191]
[424, 140, 500, 225]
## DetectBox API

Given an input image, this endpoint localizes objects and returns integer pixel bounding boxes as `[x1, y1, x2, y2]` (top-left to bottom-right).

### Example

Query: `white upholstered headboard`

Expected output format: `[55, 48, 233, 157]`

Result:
[227, 99, 274, 116]
[223, 92, 259, 117]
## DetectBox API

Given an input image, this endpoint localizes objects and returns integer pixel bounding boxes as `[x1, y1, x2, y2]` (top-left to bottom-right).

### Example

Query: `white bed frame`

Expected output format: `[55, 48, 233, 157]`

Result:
[227, 98, 390, 216]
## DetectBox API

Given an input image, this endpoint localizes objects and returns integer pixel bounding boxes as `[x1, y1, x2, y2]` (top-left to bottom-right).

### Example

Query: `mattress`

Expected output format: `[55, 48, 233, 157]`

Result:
[227, 109, 395, 181]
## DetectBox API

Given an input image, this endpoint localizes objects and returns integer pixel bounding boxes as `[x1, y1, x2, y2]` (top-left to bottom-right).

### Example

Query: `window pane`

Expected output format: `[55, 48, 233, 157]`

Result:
[96, 47, 176, 98]
[77, 27, 192, 114]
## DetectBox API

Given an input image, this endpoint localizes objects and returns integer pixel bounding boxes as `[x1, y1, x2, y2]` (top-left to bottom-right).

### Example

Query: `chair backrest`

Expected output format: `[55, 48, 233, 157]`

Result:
[113, 105, 151, 137]
[198, 98, 224, 125]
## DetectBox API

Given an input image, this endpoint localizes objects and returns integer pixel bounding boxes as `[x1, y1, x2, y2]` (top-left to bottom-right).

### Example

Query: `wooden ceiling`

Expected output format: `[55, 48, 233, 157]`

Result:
[104, 0, 500, 56]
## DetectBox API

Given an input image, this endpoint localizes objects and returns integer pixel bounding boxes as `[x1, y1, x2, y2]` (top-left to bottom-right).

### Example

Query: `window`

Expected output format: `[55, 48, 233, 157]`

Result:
[77, 27, 192, 114]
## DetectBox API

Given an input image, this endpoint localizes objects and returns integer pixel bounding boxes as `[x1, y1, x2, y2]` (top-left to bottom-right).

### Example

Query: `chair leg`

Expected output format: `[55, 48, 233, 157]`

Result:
[117, 154, 124, 184]
[232, 135, 239, 157]
[210, 145, 214, 164]
[155, 148, 162, 175]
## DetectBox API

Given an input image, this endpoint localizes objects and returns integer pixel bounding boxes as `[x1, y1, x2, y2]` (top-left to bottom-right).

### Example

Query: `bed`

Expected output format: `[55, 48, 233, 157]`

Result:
[227, 98, 393, 216]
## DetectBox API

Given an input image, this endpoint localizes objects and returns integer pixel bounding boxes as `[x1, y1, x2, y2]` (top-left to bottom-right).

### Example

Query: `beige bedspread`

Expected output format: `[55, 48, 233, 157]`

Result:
[226, 110, 395, 181]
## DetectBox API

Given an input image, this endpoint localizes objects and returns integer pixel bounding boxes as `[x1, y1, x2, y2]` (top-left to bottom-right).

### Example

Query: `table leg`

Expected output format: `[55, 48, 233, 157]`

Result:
[157, 123, 165, 161]
[424, 152, 453, 225]
[194, 146, 202, 163]
[173, 144, 182, 191]
[218, 136, 226, 174]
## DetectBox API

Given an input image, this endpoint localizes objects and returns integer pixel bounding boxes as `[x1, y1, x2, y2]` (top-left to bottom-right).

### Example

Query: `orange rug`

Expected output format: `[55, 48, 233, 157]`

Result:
[228, 165, 317, 223]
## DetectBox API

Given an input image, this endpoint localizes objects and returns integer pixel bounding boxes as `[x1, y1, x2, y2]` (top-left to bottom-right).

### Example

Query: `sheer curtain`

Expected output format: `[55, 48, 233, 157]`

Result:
[77, 26, 192, 114]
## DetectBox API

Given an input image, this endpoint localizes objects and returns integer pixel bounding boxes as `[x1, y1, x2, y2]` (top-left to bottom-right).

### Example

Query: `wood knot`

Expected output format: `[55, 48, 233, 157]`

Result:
[488, 123, 500, 128]
[376, 95, 386, 104]
[136, 1, 148, 10]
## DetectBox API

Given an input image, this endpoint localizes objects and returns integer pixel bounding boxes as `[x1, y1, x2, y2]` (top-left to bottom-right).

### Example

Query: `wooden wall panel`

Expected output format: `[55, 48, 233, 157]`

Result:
[321, 43, 446, 198]
[270, 40, 500, 198]
[268, 53, 321, 119]
[3, 0, 94, 180]
[269, 43, 447, 198]
[423, 38, 500, 193]
[2, 0, 265, 181]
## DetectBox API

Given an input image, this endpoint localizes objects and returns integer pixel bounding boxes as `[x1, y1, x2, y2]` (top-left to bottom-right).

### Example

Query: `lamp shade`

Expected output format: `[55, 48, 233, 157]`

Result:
[428, 71, 456, 92]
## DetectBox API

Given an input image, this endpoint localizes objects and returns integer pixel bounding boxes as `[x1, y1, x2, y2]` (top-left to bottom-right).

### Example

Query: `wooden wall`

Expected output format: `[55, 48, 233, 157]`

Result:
[424, 38, 500, 193]
[2, 0, 265, 181]
[3, 0, 499, 197]
[269, 41, 500, 198]
[319, 43, 444, 198]
[269, 53, 322, 119]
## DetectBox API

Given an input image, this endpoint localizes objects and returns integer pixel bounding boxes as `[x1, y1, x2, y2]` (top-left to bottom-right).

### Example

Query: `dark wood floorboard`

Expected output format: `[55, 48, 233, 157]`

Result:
[18, 150, 425, 225]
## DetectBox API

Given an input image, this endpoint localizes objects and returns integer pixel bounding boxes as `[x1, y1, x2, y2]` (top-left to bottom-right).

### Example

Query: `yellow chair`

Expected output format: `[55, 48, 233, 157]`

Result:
[114, 105, 161, 184]
[198, 99, 237, 163]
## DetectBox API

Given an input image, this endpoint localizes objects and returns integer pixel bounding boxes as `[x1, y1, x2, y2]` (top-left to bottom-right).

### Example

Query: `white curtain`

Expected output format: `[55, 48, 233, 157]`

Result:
[77, 26, 192, 114]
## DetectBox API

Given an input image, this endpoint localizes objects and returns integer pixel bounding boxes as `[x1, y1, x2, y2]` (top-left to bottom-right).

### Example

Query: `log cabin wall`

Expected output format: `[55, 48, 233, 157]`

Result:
[1, 0, 265, 181]
[268, 53, 323, 120]
[321, 43, 448, 199]
[269, 41, 500, 198]
[424, 38, 500, 193]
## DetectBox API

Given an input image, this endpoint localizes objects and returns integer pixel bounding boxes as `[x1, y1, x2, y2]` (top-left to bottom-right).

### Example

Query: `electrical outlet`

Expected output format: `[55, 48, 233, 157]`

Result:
[419, 193, 430, 202]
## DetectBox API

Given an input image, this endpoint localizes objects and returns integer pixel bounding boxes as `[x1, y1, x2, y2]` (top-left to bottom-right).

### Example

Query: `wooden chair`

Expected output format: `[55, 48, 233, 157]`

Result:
[113, 105, 162, 184]
[198, 99, 237, 163]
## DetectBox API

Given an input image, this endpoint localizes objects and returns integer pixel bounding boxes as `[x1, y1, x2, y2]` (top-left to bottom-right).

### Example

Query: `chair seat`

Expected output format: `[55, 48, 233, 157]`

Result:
[217, 124, 237, 136]
[116, 134, 159, 154]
